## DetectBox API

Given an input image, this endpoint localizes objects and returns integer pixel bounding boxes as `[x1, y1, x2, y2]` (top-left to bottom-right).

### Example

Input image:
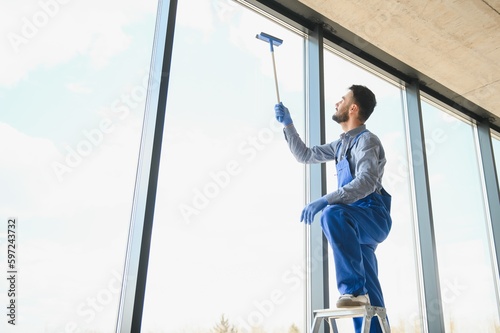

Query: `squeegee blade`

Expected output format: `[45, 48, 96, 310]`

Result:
[256, 32, 283, 46]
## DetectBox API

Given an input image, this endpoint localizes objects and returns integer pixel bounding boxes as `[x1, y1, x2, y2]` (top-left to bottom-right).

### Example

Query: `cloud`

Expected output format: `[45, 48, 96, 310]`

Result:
[66, 82, 93, 94]
[0, 108, 142, 219]
[175, 0, 215, 40]
[0, 0, 157, 87]
[0, 122, 61, 215]
[0, 118, 141, 329]
[229, 8, 305, 94]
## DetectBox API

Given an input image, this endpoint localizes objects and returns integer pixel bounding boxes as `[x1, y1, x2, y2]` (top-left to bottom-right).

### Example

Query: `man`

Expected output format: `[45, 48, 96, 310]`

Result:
[274, 85, 391, 333]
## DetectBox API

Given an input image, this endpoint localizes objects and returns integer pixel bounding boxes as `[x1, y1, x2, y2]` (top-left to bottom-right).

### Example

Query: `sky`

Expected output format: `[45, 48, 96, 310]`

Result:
[1, 0, 499, 333]
[0, 0, 159, 332]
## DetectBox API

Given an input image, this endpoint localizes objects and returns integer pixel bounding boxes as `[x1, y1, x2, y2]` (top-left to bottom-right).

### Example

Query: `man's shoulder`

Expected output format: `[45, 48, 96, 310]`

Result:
[357, 129, 383, 147]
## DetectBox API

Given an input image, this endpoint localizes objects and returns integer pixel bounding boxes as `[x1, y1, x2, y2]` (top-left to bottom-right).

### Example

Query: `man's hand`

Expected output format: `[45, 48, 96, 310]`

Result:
[300, 197, 328, 225]
[274, 102, 293, 126]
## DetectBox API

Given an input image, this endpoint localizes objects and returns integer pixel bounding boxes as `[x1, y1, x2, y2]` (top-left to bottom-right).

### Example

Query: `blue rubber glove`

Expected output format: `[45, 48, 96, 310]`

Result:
[300, 197, 328, 225]
[274, 102, 293, 126]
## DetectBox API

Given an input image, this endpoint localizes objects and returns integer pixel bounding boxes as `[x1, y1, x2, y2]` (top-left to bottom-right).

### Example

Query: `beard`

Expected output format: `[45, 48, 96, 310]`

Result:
[332, 107, 349, 123]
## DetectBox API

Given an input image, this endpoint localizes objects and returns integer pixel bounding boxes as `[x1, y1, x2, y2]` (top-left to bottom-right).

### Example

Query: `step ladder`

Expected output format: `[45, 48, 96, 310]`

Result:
[311, 306, 390, 333]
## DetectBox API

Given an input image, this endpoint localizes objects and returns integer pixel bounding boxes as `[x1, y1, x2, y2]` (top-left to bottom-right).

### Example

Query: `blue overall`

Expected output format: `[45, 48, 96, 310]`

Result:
[320, 131, 392, 333]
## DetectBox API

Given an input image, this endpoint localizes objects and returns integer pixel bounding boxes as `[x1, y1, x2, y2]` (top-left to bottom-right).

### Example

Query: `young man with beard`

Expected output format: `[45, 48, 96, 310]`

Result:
[274, 85, 392, 333]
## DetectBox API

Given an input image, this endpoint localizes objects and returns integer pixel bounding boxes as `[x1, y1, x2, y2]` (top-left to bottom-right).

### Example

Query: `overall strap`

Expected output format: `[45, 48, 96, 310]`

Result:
[335, 129, 368, 162]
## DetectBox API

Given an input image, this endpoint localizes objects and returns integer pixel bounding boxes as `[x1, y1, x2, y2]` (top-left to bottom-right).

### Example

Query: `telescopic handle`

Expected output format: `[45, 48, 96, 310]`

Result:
[271, 51, 282, 121]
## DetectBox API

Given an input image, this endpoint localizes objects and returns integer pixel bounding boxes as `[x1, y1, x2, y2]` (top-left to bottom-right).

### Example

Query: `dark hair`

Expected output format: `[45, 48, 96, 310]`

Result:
[349, 85, 376, 122]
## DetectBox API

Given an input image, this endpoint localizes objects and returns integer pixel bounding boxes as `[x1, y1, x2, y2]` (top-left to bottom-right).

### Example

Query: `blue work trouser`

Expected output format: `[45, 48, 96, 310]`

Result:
[320, 192, 391, 333]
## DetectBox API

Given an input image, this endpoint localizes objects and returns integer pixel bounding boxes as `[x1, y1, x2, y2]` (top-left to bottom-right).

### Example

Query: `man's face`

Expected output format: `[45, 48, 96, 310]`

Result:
[332, 90, 354, 124]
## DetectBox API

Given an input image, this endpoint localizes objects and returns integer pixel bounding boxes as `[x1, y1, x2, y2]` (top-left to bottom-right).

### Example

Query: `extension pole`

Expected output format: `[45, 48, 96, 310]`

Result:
[271, 50, 280, 103]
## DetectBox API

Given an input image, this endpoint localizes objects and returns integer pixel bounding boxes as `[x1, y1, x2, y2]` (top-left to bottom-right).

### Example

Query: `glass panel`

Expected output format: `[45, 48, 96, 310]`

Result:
[421, 100, 500, 332]
[493, 132, 500, 192]
[322, 48, 421, 332]
[142, 1, 306, 333]
[0, 1, 158, 332]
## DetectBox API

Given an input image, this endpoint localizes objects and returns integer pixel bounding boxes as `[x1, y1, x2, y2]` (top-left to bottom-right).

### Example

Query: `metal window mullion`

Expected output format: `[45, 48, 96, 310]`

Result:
[305, 23, 329, 333]
[405, 81, 445, 333]
[115, 0, 178, 332]
[475, 120, 500, 319]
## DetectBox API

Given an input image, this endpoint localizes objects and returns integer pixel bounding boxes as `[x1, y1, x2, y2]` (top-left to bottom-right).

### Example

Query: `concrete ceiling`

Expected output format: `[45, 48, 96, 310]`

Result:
[293, 0, 500, 126]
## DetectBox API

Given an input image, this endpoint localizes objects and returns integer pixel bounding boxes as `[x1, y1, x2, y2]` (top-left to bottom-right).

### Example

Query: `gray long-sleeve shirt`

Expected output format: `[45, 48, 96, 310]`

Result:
[283, 124, 386, 205]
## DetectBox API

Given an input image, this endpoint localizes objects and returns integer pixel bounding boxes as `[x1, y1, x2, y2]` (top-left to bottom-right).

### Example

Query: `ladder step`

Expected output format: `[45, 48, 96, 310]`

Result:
[311, 306, 390, 333]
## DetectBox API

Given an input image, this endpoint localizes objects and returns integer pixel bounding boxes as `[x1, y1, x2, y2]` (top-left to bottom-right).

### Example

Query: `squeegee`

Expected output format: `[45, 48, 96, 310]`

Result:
[256, 32, 283, 121]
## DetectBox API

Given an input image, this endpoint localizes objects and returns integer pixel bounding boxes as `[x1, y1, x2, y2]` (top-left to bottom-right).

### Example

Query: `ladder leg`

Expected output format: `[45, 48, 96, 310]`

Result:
[361, 316, 372, 333]
[379, 315, 390, 333]
[311, 314, 322, 333]
[374, 307, 390, 333]
[361, 307, 376, 333]
[327, 318, 339, 333]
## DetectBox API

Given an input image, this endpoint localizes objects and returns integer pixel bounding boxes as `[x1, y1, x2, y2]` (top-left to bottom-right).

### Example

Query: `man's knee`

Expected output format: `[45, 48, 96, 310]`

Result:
[320, 204, 346, 231]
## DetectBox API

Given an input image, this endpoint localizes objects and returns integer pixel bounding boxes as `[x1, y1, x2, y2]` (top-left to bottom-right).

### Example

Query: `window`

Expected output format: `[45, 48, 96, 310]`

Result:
[322, 47, 421, 332]
[141, 1, 306, 332]
[421, 99, 500, 332]
[0, 0, 158, 331]
[5, 1, 499, 332]
[492, 132, 500, 192]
